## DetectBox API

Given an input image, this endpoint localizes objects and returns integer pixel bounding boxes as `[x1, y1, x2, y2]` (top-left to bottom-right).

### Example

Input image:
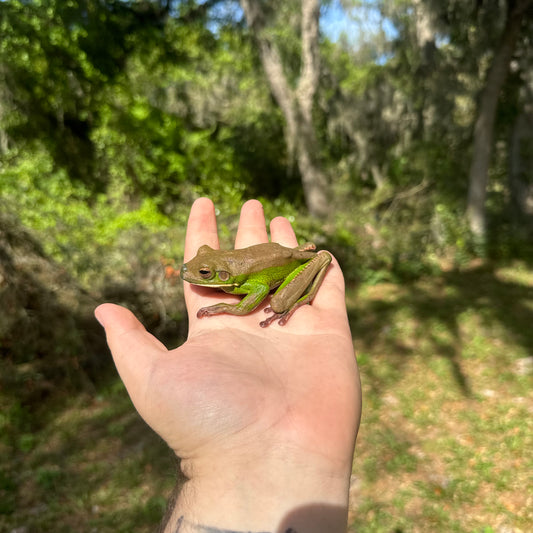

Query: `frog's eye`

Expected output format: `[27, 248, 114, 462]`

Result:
[199, 268, 212, 279]
[218, 271, 230, 281]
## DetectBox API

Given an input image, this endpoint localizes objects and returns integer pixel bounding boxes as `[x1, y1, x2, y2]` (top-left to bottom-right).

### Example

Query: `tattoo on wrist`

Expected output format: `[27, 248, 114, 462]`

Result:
[175, 516, 297, 533]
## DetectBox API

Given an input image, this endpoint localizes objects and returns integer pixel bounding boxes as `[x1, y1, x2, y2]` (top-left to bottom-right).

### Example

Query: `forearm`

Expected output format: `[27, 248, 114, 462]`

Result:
[161, 448, 353, 533]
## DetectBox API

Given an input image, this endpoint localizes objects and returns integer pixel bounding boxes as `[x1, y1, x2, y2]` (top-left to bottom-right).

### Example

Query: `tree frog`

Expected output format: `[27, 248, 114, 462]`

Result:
[180, 242, 332, 327]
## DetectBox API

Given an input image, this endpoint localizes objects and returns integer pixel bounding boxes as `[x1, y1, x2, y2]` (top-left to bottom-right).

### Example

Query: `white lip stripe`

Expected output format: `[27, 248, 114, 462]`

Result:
[187, 283, 238, 288]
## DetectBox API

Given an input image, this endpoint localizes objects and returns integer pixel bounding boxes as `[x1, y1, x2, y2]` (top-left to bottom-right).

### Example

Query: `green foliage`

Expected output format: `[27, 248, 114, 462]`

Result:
[0, 145, 178, 287]
[0, 1, 289, 287]
[0, 0, 153, 185]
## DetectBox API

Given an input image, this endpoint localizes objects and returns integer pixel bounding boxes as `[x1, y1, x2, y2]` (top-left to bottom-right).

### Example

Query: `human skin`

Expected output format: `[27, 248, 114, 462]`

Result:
[95, 198, 362, 533]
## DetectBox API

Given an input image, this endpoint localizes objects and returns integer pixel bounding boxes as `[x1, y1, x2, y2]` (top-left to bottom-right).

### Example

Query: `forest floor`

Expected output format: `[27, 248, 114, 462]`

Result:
[348, 262, 533, 533]
[1, 262, 532, 533]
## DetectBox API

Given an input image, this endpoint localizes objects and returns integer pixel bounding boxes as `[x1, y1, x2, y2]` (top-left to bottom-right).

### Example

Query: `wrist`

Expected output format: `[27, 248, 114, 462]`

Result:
[164, 443, 353, 533]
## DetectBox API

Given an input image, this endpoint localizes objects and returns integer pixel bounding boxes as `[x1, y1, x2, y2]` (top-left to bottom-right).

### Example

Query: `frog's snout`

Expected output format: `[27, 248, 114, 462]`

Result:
[179, 264, 187, 279]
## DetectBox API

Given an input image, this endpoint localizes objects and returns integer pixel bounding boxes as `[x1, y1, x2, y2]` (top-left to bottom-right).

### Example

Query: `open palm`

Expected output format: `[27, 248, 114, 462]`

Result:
[95, 198, 361, 479]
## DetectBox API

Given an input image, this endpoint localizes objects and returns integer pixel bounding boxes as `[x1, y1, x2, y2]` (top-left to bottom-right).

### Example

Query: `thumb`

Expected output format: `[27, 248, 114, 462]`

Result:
[95, 303, 167, 391]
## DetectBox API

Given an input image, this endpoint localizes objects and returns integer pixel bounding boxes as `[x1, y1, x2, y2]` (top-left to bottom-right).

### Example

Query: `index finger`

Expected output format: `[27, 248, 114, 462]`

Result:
[184, 197, 219, 262]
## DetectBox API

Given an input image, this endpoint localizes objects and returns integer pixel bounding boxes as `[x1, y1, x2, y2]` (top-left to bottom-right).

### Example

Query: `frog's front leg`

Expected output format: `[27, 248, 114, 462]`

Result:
[197, 283, 270, 318]
[260, 251, 332, 327]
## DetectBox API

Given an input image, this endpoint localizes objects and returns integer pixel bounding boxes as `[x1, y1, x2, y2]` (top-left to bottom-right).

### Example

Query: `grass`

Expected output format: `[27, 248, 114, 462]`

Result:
[0, 381, 176, 532]
[1, 262, 532, 532]
[348, 262, 533, 533]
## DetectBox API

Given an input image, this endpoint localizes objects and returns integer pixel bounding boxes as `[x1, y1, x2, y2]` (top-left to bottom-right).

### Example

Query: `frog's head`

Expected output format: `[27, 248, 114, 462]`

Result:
[180, 245, 238, 288]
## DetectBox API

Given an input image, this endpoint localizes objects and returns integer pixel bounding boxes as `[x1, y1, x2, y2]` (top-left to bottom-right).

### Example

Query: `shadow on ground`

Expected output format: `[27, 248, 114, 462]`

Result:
[348, 264, 533, 396]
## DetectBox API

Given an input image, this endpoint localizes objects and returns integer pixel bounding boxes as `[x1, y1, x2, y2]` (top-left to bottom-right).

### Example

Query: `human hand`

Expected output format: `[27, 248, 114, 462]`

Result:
[95, 198, 361, 533]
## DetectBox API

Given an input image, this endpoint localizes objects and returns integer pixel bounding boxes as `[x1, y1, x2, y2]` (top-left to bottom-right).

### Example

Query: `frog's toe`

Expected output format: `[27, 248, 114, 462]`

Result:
[260, 310, 289, 327]
[260, 313, 280, 327]
[197, 307, 217, 318]
[277, 314, 290, 326]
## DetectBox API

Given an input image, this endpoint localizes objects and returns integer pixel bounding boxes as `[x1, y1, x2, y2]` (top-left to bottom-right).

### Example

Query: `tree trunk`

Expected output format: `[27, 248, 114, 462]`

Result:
[509, 105, 533, 235]
[240, 0, 329, 218]
[466, 0, 533, 240]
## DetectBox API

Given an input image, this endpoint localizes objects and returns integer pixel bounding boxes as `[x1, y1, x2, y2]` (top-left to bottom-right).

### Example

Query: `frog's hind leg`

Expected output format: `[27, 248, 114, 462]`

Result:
[260, 251, 331, 327]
